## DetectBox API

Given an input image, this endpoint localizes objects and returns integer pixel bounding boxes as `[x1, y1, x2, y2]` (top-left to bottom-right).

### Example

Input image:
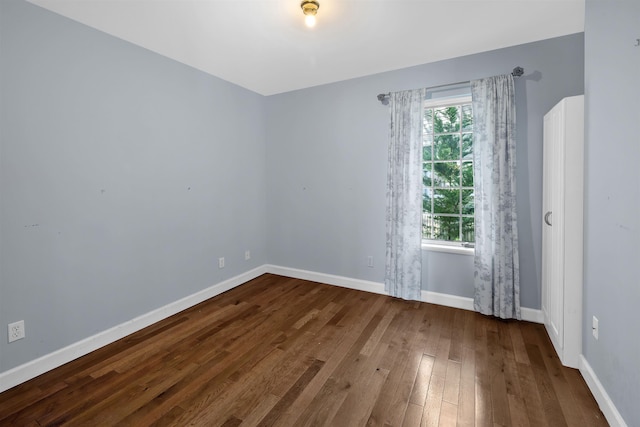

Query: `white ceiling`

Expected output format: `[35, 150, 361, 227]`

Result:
[27, 0, 585, 96]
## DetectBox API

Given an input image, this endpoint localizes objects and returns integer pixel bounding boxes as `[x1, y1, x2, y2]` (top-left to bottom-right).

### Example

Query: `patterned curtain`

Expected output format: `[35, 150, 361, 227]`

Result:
[471, 74, 521, 319]
[384, 89, 426, 301]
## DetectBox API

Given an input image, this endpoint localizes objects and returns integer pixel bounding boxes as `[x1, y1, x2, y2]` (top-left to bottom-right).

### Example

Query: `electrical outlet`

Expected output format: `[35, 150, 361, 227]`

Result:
[367, 256, 374, 268]
[592, 316, 599, 340]
[245, 250, 251, 261]
[8, 320, 25, 343]
[218, 257, 225, 269]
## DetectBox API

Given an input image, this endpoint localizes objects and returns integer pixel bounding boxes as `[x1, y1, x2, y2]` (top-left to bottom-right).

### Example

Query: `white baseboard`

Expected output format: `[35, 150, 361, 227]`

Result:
[521, 307, 544, 323]
[264, 264, 543, 323]
[0, 265, 268, 394]
[0, 264, 543, 393]
[580, 355, 628, 427]
[421, 290, 474, 310]
[265, 264, 388, 295]
[265, 264, 474, 310]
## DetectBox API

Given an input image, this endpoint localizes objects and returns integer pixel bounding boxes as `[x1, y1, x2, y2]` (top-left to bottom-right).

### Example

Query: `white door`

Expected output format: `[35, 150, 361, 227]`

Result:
[541, 95, 583, 369]
[542, 103, 565, 356]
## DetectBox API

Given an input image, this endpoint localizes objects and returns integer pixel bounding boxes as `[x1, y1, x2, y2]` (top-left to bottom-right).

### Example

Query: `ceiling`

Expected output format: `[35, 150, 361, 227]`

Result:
[27, 0, 585, 96]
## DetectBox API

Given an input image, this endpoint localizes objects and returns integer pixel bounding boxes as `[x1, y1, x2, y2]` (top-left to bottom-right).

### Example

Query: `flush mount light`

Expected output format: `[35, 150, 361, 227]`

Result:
[301, 0, 319, 27]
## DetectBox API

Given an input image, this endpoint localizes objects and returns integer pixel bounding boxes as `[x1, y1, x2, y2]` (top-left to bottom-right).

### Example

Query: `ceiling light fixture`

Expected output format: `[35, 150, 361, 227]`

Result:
[301, 0, 319, 27]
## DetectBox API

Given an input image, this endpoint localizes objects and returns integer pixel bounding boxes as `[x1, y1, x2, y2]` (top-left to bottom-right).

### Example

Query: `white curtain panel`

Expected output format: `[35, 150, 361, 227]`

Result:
[471, 74, 521, 319]
[384, 89, 425, 301]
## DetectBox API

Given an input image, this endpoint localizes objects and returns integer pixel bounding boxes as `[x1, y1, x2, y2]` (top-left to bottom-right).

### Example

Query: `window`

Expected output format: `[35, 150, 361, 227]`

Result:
[422, 96, 474, 245]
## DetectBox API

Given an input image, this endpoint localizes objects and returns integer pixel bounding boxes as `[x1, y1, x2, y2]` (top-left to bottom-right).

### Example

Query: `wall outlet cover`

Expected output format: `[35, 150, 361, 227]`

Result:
[8, 320, 25, 343]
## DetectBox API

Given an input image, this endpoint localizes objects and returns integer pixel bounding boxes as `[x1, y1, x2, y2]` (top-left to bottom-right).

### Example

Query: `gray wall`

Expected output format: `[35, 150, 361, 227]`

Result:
[584, 1, 640, 425]
[266, 34, 585, 305]
[0, 0, 268, 372]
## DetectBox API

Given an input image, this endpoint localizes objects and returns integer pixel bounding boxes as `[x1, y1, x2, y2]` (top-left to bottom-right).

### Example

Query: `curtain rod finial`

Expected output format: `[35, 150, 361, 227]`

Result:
[512, 66, 524, 77]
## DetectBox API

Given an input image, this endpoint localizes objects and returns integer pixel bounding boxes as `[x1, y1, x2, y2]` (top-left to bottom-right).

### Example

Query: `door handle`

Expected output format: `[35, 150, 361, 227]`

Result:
[544, 211, 552, 226]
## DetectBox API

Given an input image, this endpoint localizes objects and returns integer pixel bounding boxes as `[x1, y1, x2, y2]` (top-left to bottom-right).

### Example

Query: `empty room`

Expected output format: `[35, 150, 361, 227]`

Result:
[0, 0, 637, 425]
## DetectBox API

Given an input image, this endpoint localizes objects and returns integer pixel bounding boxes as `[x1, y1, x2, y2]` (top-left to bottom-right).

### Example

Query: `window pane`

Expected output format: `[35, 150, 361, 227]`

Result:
[433, 162, 460, 188]
[462, 162, 473, 187]
[462, 104, 473, 132]
[422, 99, 473, 245]
[462, 189, 474, 215]
[432, 215, 460, 241]
[434, 135, 460, 161]
[423, 163, 432, 187]
[423, 213, 434, 239]
[462, 133, 473, 159]
[434, 106, 460, 133]
[462, 217, 475, 242]
[434, 189, 460, 214]
[424, 108, 433, 135]
[423, 187, 432, 213]
[423, 141, 432, 161]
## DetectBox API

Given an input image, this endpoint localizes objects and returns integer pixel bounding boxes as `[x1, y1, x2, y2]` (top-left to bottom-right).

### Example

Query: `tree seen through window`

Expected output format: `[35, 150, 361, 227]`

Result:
[423, 100, 474, 243]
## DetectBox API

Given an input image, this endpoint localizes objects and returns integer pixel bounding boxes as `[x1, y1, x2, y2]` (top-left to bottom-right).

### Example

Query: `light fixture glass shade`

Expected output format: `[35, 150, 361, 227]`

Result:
[305, 14, 316, 27]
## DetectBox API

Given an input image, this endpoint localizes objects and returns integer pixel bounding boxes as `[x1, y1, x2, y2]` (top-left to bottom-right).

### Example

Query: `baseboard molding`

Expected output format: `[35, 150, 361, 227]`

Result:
[579, 355, 628, 427]
[264, 264, 543, 323]
[0, 265, 268, 394]
[266, 264, 388, 296]
[421, 290, 474, 311]
[521, 307, 544, 324]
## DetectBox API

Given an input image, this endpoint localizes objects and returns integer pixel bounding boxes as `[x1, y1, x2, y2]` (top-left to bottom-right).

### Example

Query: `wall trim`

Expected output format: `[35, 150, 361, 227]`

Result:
[422, 290, 474, 311]
[521, 307, 544, 324]
[0, 264, 543, 393]
[264, 264, 543, 323]
[579, 355, 628, 427]
[0, 265, 268, 394]
[265, 264, 388, 296]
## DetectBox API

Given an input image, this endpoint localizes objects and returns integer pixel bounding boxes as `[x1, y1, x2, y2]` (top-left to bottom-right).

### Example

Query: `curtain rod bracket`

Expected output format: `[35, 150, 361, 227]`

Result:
[377, 93, 390, 105]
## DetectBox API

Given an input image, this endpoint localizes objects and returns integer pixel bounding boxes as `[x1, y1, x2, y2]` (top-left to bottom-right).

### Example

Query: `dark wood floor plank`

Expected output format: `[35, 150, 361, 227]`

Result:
[525, 342, 569, 427]
[257, 358, 325, 427]
[474, 314, 494, 427]
[408, 354, 435, 406]
[421, 369, 445, 427]
[378, 303, 434, 427]
[365, 304, 419, 426]
[439, 400, 458, 427]
[487, 328, 510, 427]
[448, 309, 466, 362]
[442, 359, 461, 405]
[457, 346, 476, 427]
[0, 274, 608, 427]
[240, 393, 280, 426]
[402, 402, 423, 427]
[516, 360, 549, 427]
[423, 304, 446, 357]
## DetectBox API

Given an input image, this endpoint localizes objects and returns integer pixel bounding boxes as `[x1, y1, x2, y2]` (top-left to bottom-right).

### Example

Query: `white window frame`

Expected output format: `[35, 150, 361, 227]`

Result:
[422, 95, 475, 255]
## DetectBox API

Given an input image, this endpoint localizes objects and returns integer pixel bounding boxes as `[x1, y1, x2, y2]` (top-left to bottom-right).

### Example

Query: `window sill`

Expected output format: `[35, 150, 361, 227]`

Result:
[421, 243, 475, 256]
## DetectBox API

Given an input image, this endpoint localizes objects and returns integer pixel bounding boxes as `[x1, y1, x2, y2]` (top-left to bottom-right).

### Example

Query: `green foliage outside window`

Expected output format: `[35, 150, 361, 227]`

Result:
[423, 103, 474, 243]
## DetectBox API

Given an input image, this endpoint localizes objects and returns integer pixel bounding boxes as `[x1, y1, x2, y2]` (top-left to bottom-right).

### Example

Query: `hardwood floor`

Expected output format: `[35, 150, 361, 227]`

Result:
[0, 274, 607, 426]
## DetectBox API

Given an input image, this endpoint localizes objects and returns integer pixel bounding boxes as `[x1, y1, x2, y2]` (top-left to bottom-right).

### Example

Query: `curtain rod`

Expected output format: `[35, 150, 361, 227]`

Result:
[376, 66, 524, 105]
